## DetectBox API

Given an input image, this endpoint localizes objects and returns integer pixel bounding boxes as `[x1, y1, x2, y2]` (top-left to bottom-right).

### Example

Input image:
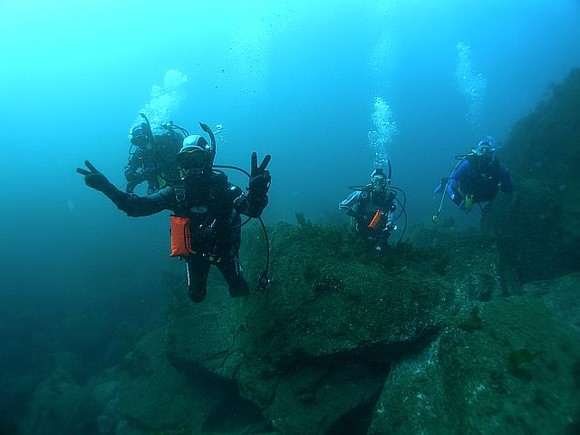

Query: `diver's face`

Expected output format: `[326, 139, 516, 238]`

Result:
[131, 125, 150, 148]
[178, 147, 211, 184]
[177, 148, 208, 172]
[477, 144, 494, 157]
[371, 176, 386, 192]
[131, 135, 150, 149]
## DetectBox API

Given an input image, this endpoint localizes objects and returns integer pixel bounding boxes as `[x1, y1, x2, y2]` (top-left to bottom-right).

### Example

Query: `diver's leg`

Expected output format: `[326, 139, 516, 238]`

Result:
[217, 250, 250, 298]
[374, 232, 388, 252]
[186, 255, 211, 303]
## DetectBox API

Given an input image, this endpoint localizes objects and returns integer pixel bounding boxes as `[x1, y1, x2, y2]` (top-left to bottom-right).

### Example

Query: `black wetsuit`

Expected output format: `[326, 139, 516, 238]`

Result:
[105, 171, 267, 302]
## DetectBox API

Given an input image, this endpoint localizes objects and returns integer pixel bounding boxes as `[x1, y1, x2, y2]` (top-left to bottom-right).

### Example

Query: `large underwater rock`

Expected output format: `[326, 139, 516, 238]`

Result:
[369, 283, 580, 434]
[111, 220, 580, 434]
[166, 221, 460, 434]
[19, 366, 93, 434]
[116, 328, 199, 432]
[111, 218, 540, 434]
[490, 68, 580, 283]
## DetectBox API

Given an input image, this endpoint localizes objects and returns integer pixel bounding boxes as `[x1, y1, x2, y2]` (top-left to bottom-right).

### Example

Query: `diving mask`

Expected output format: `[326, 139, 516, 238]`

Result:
[371, 175, 387, 191]
[177, 146, 208, 171]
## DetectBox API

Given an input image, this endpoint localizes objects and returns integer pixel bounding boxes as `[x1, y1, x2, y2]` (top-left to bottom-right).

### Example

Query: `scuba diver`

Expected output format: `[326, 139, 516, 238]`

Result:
[433, 136, 513, 221]
[124, 115, 189, 194]
[77, 122, 272, 303]
[339, 161, 407, 252]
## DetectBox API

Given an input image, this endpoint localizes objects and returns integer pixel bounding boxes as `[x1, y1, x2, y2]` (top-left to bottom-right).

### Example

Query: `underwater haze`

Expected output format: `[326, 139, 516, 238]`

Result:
[1, 0, 580, 429]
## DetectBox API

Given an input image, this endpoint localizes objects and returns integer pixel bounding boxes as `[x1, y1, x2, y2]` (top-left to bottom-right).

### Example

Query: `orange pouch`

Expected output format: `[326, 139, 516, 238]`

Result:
[169, 215, 192, 257]
[368, 209, 382, 230]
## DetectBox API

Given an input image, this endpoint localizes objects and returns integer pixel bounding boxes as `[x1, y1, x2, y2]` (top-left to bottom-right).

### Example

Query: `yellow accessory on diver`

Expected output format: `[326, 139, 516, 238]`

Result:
[464, 194, 474, 211]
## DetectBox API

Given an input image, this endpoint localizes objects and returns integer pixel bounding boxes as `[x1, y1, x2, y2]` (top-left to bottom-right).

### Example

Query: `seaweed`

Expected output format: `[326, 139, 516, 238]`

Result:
[458, 307, 483, 332]
[293, 212, 349, 255]
[313, 275, 344, 294]
[295, 211, 311, 228]
[433, 255, 451, 276]
[508, 348, 538, 380]
[571, 360, 580, 389]
[303, 262, 321, 282]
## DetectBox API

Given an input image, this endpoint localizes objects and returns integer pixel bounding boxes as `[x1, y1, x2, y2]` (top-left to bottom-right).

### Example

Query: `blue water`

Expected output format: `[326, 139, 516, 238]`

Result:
[1, 0, 579, 422]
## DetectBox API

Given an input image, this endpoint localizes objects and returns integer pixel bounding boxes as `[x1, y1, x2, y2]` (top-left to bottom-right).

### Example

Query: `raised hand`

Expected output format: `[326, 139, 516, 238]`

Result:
[76, 160, 113, 192]
[249, 152, 271, 194]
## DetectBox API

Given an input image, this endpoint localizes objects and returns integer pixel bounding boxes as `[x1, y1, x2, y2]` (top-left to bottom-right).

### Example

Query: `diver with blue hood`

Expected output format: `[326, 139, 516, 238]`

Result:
[433, 136, 513, 220]
[77, 122, 271, 303]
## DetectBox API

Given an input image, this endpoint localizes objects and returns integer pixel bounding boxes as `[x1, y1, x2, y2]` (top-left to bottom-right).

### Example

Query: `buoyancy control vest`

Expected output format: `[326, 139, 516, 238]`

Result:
[169, 172, 243, 258]
[459, 154, 502, 202]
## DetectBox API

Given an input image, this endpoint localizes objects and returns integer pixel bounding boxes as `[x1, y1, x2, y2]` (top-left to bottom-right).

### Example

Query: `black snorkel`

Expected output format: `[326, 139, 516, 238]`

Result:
[139, 113, 155, 146]
[199, 122, 217, 166]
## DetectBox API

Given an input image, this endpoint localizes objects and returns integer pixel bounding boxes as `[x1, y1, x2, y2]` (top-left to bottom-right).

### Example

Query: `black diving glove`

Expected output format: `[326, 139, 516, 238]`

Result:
[248, 152, 272, 194]
[76, 160, 118, 196]
[247, 152, 271, 209]
[450, 192, 463, 207]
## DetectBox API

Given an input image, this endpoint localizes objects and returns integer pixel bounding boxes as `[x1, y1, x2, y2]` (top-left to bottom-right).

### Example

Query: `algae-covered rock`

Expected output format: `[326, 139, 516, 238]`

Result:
[370, 294, 580, 434]
[523, 272, 580, 330]
[123, 293, 273, 434]
[161, 220, 506, 434]
[117, 328, 199, 432]
[20, 367, 92, 434]
[491, 68, 580, 282]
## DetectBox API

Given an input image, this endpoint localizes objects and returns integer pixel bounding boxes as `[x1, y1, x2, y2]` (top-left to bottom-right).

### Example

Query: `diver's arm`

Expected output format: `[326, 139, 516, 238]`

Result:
[233, 185, 268, 218]
[446, 184, 463, 206]
[339, 191, 361, 210]
[77, 161, 171, 217]
[446, 160, 469, 203]
[111, 188, 174, 217]
[339, 191, 365, 221]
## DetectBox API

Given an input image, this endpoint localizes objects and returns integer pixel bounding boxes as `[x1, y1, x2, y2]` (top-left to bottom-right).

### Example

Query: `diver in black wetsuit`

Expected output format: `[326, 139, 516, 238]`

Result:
[124, 119, 187, 194]
[77, 122, 271, 303]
